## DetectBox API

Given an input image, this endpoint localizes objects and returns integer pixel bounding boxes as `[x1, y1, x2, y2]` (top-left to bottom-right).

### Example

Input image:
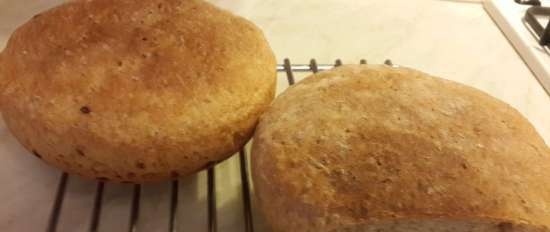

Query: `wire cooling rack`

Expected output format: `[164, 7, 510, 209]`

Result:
[43, 58, 395, 232]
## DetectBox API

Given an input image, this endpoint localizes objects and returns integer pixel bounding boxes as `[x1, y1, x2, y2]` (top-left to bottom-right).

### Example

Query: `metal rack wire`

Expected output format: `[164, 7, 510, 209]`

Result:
[44, 58, 394, 232]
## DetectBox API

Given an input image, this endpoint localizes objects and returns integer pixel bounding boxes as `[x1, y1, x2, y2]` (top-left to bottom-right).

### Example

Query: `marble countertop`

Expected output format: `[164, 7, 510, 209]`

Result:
[1, 0, 549, 232]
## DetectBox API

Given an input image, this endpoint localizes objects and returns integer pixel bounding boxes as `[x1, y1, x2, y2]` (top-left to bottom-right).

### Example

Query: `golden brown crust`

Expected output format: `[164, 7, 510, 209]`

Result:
[252, 65, 550, 232]
[0, 0, 276, 182]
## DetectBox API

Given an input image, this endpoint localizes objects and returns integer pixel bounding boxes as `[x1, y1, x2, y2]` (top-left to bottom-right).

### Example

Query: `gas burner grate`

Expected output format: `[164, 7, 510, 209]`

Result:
[525, 6, 550, 46]
[515, 0, 542, 6]
[44, 59, 395, 232]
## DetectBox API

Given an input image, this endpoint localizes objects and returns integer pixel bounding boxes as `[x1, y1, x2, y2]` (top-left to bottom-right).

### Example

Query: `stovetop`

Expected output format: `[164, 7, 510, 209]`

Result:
[517, 0, 550, 47]
[485, 0, 550, 94]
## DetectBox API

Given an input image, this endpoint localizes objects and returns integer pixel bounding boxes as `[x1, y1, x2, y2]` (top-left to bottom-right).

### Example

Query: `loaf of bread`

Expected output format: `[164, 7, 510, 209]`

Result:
[0, 0, 276, 182]
[252, 65, 550, 232]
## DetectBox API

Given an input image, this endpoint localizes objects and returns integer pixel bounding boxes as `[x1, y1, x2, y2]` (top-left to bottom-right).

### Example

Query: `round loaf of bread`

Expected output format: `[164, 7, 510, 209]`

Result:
[0, 0, 276, 182]
[252, 65, 550, 232]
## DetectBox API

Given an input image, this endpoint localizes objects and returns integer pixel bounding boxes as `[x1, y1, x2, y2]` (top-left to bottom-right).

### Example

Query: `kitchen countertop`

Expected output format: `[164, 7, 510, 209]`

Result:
[1, 0, 549, 232]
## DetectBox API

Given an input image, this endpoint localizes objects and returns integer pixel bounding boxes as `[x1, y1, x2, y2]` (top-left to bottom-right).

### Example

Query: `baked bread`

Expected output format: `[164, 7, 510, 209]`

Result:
[252, 65, 550, 232]
[0, 0, 276, 182]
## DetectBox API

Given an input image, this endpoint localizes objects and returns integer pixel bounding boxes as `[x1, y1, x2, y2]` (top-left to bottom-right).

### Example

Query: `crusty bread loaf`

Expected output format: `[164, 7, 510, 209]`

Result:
[251, 65, 550, 232]
[0, 0, 276, 182]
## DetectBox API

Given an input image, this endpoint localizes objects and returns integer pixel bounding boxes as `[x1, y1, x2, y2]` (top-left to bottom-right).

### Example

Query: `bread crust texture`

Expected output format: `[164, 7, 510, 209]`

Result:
[0, 0, 276, 182]
[252, 65, 550, 232]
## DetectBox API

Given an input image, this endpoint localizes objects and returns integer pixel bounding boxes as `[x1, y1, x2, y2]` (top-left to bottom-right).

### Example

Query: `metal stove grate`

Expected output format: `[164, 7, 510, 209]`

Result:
[524, 5, 550, 46]
[44, 58, 394, 232]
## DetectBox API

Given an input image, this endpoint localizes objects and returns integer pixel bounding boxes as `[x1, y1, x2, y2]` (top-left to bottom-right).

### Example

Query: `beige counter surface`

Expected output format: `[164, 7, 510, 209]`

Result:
[1, 1, 549, 232]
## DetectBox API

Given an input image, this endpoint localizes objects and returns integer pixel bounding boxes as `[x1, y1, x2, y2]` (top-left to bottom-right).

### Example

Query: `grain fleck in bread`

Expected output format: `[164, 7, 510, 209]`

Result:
[0, 0, 276, 182]
[252, 65, 550, 232]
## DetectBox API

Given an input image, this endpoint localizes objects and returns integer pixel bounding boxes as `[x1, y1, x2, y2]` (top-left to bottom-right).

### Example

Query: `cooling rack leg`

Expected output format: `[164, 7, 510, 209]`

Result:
[335, 59, 343, 67]
[207, 167, 217, 232]
[283, 59, 295, 85]
[89, 181, 105, 232]
[46, 172, 68, 232]
[239, 149, 254, 232]
[128, 184, 141, 232]
[309, 59, 319, 73]
[169, 180, 179, 232]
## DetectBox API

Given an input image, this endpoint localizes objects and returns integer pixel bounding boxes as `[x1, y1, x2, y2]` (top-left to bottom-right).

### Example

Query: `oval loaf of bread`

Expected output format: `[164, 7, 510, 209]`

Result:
[252, 65, 550, 232]
[0, 0, 276, 182]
